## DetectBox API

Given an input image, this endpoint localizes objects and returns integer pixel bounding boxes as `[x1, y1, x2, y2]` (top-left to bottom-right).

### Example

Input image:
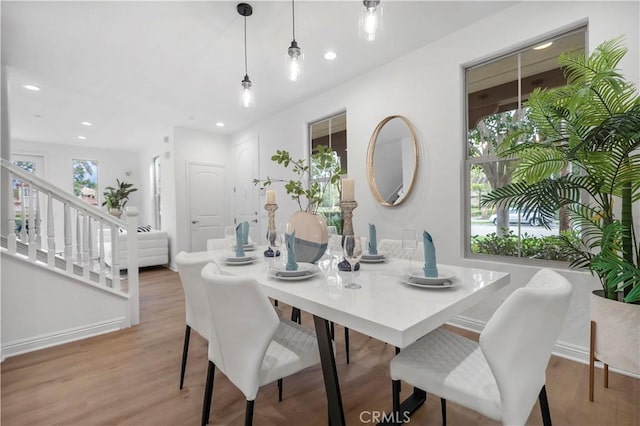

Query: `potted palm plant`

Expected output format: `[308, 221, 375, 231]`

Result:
[481, 38, 639, 385]
[102, 179, 137, 218]
[254, 145, 345, 262]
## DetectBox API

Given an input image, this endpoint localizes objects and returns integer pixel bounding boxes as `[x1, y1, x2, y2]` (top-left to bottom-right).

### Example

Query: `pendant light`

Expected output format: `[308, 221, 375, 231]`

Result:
[286, 0, 303, 81]
[237, 3, 254, 107]
[359, 0, 383, 41]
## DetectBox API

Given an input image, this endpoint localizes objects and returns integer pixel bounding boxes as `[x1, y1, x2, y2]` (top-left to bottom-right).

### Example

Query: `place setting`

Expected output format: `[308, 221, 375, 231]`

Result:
[360, 223, 386, 263]
[268, 231, 321, 281]
[224, 223, 259, 265]
[399, 230, 457, 289]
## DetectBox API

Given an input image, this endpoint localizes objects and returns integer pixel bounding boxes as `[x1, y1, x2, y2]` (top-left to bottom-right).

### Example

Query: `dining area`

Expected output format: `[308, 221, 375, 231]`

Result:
[174, 224, 574, 426]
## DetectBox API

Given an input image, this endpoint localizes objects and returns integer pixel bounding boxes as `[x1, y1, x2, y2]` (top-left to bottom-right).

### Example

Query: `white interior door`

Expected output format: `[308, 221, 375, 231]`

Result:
[188, 162, 226, 252]
[231, 136, 260, 243]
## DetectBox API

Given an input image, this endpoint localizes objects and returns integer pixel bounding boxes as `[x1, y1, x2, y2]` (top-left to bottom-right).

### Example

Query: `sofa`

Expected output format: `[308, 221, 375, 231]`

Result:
[101, 228, 169, 270]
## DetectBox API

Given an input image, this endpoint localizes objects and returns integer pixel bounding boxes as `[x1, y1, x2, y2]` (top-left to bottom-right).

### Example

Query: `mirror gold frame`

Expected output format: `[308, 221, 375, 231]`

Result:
[366, 115, 419, 207]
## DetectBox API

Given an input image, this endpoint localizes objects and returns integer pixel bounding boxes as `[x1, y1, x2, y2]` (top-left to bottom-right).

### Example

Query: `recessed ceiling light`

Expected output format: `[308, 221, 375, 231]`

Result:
[324, 51, 337, 60]
[216, 122, 224, 127]
[22, 84, 41, 91]
[81, 121, 92, 126]
[533, 42, 553, 50]
[77, 136, 87, 140]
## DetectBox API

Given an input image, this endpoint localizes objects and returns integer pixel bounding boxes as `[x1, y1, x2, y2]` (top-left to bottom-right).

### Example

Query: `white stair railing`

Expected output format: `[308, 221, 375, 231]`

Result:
[1, 159, 139, 325]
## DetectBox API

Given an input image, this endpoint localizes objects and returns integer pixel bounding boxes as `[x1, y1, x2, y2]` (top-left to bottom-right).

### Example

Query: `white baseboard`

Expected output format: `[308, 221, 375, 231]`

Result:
[448, 315, 639, 379]
[1, 317, 127, 361]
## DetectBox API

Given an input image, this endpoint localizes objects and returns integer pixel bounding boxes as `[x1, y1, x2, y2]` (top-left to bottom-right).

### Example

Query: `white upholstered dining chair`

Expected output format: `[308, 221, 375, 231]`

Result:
[175, 251, 222, 389]
[390, 268, 573, 426]
[200, 264, 321, 426]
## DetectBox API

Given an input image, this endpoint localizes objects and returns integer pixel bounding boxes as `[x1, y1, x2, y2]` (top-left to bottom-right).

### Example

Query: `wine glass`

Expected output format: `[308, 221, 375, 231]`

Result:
[224, 226, 236, 251]
[402, 229, 418, 267]
[343, 235, 363, 289]
[326, 226, 338, 259]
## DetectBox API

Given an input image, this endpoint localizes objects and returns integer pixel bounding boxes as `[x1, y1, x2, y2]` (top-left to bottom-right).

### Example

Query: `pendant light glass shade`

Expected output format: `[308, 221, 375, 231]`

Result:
[240, 75, 254, 107]
[286, 40, 303, 82]
[237, 3, 254, 107]
[286, 0, 303, 82]
[359, 0, 383, 41]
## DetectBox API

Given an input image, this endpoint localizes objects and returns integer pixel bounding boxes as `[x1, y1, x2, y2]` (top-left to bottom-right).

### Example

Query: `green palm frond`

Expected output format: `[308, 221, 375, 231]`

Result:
[512, 147, 568, 183]
[590, 222, 640, 302]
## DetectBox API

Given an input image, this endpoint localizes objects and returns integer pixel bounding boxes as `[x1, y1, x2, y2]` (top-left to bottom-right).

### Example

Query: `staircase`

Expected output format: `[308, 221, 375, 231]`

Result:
[1, 159, 140, 360]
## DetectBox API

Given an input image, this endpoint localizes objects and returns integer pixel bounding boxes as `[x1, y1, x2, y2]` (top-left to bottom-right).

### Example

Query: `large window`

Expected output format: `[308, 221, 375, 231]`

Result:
[309, 112, 347, 233]
[465, 29, 586, 261]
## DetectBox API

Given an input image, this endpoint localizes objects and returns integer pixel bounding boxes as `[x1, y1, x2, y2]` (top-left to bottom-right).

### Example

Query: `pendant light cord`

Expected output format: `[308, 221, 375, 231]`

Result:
[291, 0, 296, 42]
[244, 15, 248, 76]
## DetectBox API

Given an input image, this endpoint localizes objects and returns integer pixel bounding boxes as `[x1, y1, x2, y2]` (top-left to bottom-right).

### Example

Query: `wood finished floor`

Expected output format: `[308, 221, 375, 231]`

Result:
[1, 266, 638, 426]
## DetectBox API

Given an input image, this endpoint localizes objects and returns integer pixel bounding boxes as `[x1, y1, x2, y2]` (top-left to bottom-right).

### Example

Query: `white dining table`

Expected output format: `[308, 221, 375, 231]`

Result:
[199, 248, 511, 426]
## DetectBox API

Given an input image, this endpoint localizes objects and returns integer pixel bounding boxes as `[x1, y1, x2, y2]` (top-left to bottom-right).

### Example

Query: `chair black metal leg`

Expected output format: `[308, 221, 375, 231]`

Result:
[244, 400, 255, 426]
[277, 378, 283, 402]
[392, 380, 401, 425]
[345, 327, 350, 364]
[539, 385, 552, 426]
[179, 325, 191, 389]
[440, 398, 447, 426]
[330, 322, 335, 339]
[201, 361, 215, 426]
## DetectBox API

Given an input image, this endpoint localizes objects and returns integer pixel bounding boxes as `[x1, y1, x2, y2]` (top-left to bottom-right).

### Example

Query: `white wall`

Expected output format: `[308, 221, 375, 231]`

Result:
[231, 1, 639, 362]
[172, 127, 230, 265]
[1, 253, 130, 360]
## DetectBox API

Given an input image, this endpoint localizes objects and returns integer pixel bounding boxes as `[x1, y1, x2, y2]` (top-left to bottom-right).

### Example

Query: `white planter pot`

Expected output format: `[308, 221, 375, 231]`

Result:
[109, 208, 122, 219]
[590, 290, 640, 374]
[286, 211, 328, 263]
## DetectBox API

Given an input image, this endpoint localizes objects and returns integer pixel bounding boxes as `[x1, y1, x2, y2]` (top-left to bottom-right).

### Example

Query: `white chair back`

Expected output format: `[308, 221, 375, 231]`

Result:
[480, 268, 572, 425]
[201, 263, 280, 400]
[378, 238, 425, 261]
[206, 238, 228, 251]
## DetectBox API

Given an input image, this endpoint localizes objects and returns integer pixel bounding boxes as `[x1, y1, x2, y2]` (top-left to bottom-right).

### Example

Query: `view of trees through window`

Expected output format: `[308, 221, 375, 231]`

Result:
[310, 112, 347, 233]
[466, 29, 586, 261]
[72, 159, 99, 207]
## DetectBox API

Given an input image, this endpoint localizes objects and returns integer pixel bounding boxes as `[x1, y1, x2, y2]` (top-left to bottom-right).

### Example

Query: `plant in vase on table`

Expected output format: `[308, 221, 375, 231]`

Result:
[253, 145, 345, 263]
[481, 38, 639, 392]
[102, 179, 137, 219]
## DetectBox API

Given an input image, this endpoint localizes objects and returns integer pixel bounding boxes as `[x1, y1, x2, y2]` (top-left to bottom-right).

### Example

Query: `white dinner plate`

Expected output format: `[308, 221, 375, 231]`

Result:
[224, 255, 258, 265]
[400, 277, 457, 289]
[361, 251, 386, 261]
[360, 257, 386, 264]
[404, 267, 456, 284]
[269, 263, 319, 280]
[233, 244, 256, 252]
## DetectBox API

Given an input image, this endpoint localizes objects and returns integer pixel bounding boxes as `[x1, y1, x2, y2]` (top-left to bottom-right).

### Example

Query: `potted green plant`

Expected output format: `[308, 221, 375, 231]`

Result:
[254, 145, 345, 262]
[481, 38, 639, 385]
[102, 179, 137, 218]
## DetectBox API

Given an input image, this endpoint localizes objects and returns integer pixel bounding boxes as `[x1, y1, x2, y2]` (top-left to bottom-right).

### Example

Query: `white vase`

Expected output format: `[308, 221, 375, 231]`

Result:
[109, 208, 122, 219]
[286, 211, 328, 263]
[590, 290, 640, 374]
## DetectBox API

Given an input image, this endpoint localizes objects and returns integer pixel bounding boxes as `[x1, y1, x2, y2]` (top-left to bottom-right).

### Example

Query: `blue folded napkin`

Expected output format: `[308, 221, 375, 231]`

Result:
[368, 223, 378, 255]
[286, 231, 298, 271]
[423, 230, 438, 277]
[241, 221, 249, 245]
[235, 224, 245, 258]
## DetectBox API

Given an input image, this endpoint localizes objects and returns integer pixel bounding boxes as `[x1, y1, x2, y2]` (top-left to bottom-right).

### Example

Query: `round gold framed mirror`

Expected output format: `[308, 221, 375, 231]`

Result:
[366, 115, 418, 206]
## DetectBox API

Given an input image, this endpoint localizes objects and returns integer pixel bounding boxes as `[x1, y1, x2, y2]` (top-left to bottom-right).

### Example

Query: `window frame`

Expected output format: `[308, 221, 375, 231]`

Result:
[463, 27, 587, 265]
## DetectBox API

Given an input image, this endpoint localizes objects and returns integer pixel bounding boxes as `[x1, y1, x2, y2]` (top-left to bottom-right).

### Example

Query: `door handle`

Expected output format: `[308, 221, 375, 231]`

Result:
[192, 220, 199, 224]
[251, 219, 258, 223]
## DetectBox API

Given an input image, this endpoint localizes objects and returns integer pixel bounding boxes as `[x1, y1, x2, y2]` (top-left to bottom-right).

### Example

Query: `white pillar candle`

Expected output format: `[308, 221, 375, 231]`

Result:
[266, 190, 277, 204]
[342, 178, 355, 201]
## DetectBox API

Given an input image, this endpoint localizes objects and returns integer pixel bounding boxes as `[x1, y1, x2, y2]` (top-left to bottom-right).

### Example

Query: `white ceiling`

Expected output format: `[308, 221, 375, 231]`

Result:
[2, 1, 517, 150]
